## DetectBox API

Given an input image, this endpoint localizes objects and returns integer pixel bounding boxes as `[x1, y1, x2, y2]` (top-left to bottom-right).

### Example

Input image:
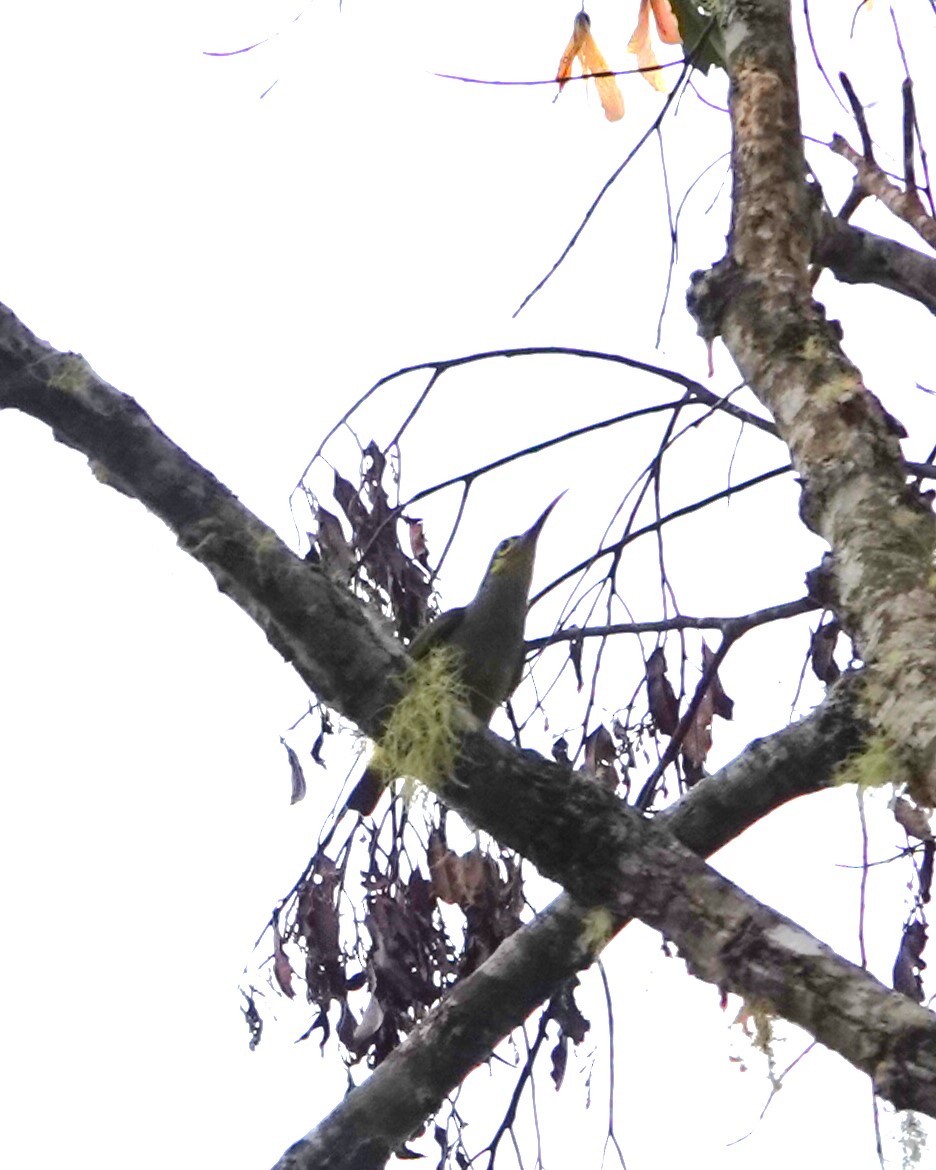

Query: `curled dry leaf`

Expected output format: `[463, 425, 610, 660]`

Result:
[351, 993, 386, 1054]
[403, 515, 429, 566]
[241, 990, 263, 1051]
[893, 920, 928, 1002]
[683, 644, 734, 782]
[556, 12, 625, 122]
[310, 707, 332, 767]
[810, 619, 841, 685]
[569, 629, 584, 692]
[646, 646, 679, 735]
[682, 684, 714, 777]
[702, 642, 734, 721]
[892, 795, 934, 842]
[282, 739, 307, 805]
[921, 841, 935, 905]
[272, 918, 296, 999]
[548, 978, 590, 1089]
[326, 443, 433, 639]
[550, 1033, 569, 1090]
[314, 506, 353, 578]
[428, 832, 524, 974]
[296, 854, 346, 1007]
[583, 724, 619, 791]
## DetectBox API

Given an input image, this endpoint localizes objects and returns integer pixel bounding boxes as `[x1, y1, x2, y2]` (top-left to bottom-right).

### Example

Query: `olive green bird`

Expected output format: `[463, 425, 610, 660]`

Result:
[346, 495, 562, 815]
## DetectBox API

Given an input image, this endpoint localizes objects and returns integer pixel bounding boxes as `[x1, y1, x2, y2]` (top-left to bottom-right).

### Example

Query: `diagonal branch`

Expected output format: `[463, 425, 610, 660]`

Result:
[832, 134, 936, 251]
[3, 300, 935, 1162]
[0, 302, 408, 739]
[273, 679, 867, 1170]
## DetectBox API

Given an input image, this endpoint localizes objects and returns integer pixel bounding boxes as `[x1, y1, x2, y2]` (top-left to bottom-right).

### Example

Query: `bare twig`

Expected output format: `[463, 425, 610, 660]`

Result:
[526, 596, 818, 652]
[831, 135, 936, 250]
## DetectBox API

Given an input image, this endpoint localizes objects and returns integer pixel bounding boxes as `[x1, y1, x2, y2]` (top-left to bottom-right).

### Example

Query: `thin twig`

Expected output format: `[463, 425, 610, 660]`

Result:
[526, 596, 817, 651]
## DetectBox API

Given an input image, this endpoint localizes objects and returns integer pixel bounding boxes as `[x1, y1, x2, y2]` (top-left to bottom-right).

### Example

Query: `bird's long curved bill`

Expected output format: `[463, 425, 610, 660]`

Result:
[523, 492, 565, 543]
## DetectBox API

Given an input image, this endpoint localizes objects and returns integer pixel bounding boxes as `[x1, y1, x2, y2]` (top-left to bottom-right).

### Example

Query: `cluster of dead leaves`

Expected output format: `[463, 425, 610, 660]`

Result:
[429, 831, 524, 975]
[555, 640, 732, 795]
[263, 819, 592, 1071]
[891, 797, 933, 1002]
[312, 439, 433, 641]
[646, 642, 734, 786]
[555, 0, 681, 121]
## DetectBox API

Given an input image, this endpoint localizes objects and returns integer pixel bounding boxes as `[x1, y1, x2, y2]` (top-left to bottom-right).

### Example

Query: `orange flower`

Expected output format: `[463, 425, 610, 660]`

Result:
[627, 0, 681, 93]
[556, 12, 625, 122]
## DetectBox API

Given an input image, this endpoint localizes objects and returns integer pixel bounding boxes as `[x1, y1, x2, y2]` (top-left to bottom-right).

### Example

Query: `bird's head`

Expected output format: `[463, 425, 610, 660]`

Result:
[483, 494, 563, 591]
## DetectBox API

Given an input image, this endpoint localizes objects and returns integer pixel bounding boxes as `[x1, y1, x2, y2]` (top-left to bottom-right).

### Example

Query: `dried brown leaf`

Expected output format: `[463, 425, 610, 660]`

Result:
[893, 796, 934, 842]
[282, 739, 307, 805]
[921, 841, 935, 905]
[272, 919, 296, 999]
[702, 642, 734, 721]
[550, 1034, 568, 1090]
[810, 620, 841, 685]
[583, 724, 619, 791]
[646, 646, 679, 735]
[894, 920, 927, 1002]
[315, 506, 353, 577]
[403, 515, 429, 566]
[569, 630, 584, 691]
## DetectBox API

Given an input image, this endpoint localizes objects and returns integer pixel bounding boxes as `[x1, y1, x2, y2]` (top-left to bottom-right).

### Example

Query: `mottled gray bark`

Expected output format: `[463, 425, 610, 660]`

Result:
[688, 0, 936, 803]
[274, 680, 868, 1170]
[0, 304, 407, 737]
[817, 217, 936, 317]
[1, 292, 934, 1160]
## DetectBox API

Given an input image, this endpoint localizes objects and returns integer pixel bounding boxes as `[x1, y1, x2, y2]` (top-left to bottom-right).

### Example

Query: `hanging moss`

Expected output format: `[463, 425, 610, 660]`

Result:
[374, 643, 468, 790]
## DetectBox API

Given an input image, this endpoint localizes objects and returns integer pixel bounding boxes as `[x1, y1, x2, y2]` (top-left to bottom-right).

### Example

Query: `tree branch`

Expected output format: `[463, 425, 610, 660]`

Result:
[273, 677, 936, 1170]
[274, 681, 868, 1169]
[817, 216, 936, 317]
[832, 134, 936, 251]
[2, 301, 934, 1160]
[0, 303, 408, 738]
[688, 0, 936, 804]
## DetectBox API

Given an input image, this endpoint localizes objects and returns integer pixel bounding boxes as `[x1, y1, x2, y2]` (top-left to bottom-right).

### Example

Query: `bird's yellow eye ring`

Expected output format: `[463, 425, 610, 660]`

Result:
[495, 538, 515, 557]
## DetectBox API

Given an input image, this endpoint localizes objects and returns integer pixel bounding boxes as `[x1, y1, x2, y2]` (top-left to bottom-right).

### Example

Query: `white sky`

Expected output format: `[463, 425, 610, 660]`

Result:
[1, 1, 935, 1167]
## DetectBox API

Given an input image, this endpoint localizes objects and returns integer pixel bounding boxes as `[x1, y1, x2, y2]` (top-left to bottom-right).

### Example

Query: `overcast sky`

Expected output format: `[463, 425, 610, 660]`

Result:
[1, 2, 935, 1167]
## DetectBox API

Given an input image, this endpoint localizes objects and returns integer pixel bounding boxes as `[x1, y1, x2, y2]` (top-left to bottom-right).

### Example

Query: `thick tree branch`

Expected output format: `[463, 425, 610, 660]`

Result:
[0, 303, 407, 738]
[688, 0, 936, 803]
[274, 679, 867, 1170]
[817, 216, 936, 317]
[2, 304, 934, 1153]
[278, 676, 936, 1168]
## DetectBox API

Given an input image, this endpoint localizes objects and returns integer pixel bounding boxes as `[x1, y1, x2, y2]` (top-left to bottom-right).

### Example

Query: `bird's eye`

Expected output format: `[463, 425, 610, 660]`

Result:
[495, 538, 515, 557]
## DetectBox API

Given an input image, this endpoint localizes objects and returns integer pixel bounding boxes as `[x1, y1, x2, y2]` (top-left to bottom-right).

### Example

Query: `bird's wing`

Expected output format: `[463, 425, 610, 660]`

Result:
[505, 646, 528, 701]
[406, 606, 466, 660]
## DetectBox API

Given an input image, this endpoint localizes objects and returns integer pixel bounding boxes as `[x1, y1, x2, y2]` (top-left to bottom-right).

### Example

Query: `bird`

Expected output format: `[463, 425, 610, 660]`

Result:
[345, 496, 562, 815]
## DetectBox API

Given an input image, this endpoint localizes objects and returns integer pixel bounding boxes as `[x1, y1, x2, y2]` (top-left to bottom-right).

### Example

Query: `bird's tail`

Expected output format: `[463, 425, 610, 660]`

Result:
[344, 763, 386, 816]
